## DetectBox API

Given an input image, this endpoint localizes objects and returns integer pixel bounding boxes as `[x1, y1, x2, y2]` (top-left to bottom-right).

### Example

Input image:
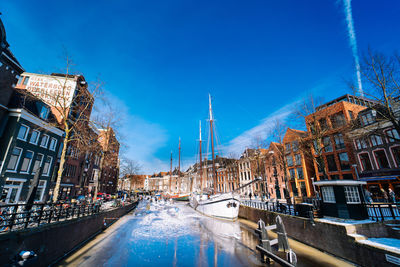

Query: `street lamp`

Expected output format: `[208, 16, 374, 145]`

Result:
[269, 150, 281, 200]
[254, 149, 265, 201]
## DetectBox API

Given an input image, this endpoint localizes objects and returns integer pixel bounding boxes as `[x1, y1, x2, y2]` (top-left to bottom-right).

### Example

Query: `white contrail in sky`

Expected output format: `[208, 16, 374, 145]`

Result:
[342, 0, 363, 96]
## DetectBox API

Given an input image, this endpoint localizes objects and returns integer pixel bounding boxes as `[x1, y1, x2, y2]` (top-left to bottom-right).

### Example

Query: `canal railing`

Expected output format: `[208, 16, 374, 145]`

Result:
[0, 202, 103, 233]
[364, 202, 400, 221]
[241, 200, 298, 216]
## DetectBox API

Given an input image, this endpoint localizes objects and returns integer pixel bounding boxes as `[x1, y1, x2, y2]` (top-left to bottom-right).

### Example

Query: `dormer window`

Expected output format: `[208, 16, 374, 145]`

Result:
[360, 111, 376, 126]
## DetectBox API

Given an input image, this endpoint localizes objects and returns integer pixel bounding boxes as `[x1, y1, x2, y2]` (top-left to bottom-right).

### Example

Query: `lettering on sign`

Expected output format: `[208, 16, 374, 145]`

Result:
[25, 74, 77, 107]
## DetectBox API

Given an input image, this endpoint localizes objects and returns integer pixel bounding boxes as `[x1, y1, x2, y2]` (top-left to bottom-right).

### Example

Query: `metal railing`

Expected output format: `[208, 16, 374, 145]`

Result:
[0, 202, 101, 233]
[365, 203, 400, 221]
[241, 200, 298, 216]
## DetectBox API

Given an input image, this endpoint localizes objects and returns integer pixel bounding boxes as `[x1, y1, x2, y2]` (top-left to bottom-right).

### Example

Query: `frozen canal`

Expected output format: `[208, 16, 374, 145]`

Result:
[59, 200, 354, 267]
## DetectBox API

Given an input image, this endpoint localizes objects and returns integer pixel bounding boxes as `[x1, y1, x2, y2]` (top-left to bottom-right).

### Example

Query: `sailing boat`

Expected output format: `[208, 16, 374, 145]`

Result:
[189, 95, 241, 220]
[170, 138, 189, 201]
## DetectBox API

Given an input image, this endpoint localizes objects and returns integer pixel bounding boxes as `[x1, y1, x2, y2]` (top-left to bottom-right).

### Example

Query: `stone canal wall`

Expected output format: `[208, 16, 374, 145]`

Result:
[0, 201, 138, 266]
[239, 205, 400, 267]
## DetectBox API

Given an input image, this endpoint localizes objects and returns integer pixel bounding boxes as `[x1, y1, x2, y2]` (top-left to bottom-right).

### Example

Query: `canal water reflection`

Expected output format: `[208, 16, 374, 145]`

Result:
[59, 200, 353, 267]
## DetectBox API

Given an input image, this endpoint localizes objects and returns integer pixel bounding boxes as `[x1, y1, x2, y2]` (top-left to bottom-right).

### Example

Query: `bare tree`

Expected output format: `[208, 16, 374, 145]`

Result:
[268, 119, 290, 198]
[349, 49, 400, 140]
[19, 54, 102, 201]
[292, 95, 330, 180]
[120, 157, 142, 177]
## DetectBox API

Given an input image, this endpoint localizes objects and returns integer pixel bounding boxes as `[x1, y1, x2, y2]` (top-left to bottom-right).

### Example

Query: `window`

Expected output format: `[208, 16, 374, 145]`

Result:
[342, 173, 353, 180]
[361, 112, 375, 126]
[40, 134, 49, 148]
[285, 143, 291, 152]
[334, 134, 345, 150]
[386, 129, 400, 143]
[43, 156, 53, 176]
[286, 155, 293, 167]
[29, 130, 40, 144]
[297, 167, 304, 179]
[370, 135, 383, 146]
[292, 141, 299, 152]
[49, 138, 57, 151]
[17, 125, 29, 141]
[37, 104, 49, 120]
[32, 154, 44, 174]
[359, 153, 373, 171]
[309, 122, 316, 134]
[338, 152, 351, 170]
[391, 147, 400, 167]
[330, 112, 346, 128]
[355, 138, 368, 150]
[289, 169, 296, 179]
[323, 136, 333, 152]
[319, 118, 328, 131]
[344, 186, 361, 204]
[295, 154, 301, 165]
[374, 150, 390, 169]
[34, 181, 47, 202]
[17, 76, 24, 84]
[7, 147, 22, 171]
[20, 151, 34, 173]
[321, 187, 336, 203]
[326, 154, 338, 172]
[23, 76, 30, 85]
[330, 174, 340, 180]
[348, 110, 354, 120]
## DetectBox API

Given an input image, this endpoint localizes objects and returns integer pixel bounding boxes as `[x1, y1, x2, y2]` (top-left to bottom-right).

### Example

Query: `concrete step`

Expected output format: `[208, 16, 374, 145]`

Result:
[348, 233, 367, 241]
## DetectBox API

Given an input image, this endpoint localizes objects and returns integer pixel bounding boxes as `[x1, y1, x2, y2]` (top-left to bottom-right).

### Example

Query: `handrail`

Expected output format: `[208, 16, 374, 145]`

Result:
[0, 200, 127, 233]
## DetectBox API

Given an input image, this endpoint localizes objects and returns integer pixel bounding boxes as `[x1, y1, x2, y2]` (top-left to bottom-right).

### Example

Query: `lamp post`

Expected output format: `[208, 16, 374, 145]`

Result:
[254, 149, 265, 201]
[269, 150, 281, 200]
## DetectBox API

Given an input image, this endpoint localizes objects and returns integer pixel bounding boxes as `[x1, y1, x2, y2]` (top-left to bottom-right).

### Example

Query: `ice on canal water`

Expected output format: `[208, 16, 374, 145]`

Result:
[59, 200, 355, 267]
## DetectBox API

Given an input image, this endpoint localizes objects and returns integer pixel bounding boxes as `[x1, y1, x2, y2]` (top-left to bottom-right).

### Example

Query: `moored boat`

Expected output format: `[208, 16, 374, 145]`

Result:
[189, 95, 242, 220]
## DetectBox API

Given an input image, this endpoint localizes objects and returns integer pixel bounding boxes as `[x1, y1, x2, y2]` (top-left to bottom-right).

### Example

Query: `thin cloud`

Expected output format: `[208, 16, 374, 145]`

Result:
[220, 102, 295, 156]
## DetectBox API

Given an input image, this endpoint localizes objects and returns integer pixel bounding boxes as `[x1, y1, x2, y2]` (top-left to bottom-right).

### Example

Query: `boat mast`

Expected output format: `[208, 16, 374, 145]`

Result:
[178, 137, 181, 194]
[209, 94, 217, 193]
[169, 151, 172, 193]
[199, 120, 203, 193]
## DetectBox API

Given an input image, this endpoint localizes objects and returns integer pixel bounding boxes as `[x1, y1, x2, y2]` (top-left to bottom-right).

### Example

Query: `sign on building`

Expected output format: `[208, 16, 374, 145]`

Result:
[24, 73, 77, 107]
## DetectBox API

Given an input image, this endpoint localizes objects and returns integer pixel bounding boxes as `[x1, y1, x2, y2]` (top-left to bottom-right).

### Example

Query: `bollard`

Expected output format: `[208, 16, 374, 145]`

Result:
[276, 216, 290, 252]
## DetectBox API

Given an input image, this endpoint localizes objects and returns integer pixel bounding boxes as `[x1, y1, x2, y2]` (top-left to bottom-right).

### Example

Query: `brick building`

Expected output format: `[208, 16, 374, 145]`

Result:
[282, 128, 315, 198]
[98, 127, 120, 194]
[264, 142, 288, 201]
[348, 102, 400, 200]
[305, 94, 375, 182]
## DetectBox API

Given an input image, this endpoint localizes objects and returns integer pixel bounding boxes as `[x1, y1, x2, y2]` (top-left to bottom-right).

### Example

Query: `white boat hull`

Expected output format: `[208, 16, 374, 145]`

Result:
[190, 193, 240, 220]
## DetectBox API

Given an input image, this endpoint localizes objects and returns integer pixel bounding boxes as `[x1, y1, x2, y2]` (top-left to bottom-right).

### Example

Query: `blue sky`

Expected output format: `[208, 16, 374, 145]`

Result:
[1, 0, 400, 173]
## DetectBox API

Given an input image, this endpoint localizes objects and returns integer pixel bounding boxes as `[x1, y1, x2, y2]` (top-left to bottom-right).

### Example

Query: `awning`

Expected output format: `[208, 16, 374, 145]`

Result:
[314, 180, 366, 186]
[359, 176, 399, 182]
[60, 183, 74, 187]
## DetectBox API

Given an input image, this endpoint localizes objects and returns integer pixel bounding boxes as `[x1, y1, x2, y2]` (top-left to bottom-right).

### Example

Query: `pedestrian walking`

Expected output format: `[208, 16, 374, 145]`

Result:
[364, 189, 372, 203]
[389, 188, 396, 203]
[249, 192, 252, 201]
[382, 189, 389, 202]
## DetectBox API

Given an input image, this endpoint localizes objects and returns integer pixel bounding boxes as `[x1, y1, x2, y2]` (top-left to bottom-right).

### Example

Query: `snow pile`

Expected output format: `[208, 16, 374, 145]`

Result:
[359, 238, 400, 254]
[317, 217, 375, 226]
